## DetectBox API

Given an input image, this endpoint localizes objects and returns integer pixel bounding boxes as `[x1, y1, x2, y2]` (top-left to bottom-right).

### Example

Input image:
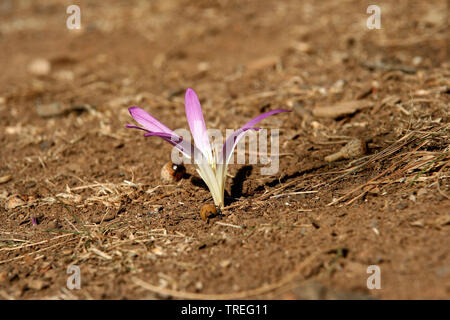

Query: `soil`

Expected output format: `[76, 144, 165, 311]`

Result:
[0, 0, 449, 300]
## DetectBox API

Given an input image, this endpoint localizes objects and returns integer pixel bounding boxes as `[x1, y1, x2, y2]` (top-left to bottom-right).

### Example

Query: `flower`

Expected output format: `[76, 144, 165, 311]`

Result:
[126, 88, 289, 208]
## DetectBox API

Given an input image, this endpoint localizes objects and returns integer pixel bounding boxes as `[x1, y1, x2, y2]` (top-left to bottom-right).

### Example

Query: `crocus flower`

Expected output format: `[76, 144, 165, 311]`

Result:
[126, 88, 289, 208]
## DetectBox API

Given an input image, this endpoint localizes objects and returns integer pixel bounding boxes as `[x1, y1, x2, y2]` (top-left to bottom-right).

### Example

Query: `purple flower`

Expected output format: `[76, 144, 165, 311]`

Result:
[126, 88, 289, 208]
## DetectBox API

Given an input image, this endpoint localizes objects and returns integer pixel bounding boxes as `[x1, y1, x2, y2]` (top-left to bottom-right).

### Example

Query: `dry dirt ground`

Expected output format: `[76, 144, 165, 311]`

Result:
[0, 0, 449, 300]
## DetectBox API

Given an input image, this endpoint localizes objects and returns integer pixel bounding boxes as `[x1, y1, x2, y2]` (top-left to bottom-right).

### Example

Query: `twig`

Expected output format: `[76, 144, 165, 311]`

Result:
[89, 247, 113, 260]
[0, 233, 73, 252]
[215, 222, 244, 229]
[132, 249, 324, 299]
[270, 191, 318, 199]
[0, 238, 75, 264]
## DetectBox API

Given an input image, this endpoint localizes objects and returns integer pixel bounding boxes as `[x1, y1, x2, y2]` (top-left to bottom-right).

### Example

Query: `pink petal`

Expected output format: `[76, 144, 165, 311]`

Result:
[240, 109, 291, 130]
[185, 89, 213, 160]
[125, 124, 150, 132]
[143, 132, 205, 162]
[128, 107, 173, 134]
[219, 109, 290, 164]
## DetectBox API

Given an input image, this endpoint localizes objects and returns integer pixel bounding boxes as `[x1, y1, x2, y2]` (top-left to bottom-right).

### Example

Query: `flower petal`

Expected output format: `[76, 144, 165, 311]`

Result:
[240, 109, 291, 131]
[219, 109, 290, 165]
[194, 162, 223, 207]
[143, 132, 205, 162]
[128, 107, 173, 134]
[185, 89, 213, 162]
[125, 124, 150, 132]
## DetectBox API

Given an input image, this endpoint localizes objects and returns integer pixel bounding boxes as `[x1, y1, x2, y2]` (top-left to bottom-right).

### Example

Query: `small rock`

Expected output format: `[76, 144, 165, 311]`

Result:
[27, 58, 51, 76]
[290, 41, 313, 54]
[195, 281, 203, 291]
[0, 175, 12, 184]
[114, 142, 124, 149]
[197, 62, 210, 72]
[313, 100, 374, 119]
[247, 56, 280, 71]
[6, 196, 26, 210]
[310, 121, 324, 129]
[36, 103, 90, 118]
[435, 215, 450, 226]
[410, 220, 424, 228]
[412, 56, 422, 66]
[220, 259, 231, 268]
[36, 103, 67, 117]
[409, 194, 416, 202]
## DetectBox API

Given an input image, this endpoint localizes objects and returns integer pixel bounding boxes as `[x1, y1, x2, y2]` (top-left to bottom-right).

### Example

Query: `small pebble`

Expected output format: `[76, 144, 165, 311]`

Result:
[220, 260, 231, 268]
[195, 281, 203, 291]
[28, 58, 51, 76]
[0, 175, 12, 184]
[5, 196, 26, 210]
[313, 100, 373, 119]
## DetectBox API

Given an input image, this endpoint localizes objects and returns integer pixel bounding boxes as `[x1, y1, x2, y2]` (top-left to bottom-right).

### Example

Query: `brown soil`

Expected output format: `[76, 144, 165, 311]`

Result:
[0, 0, 449, 300]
